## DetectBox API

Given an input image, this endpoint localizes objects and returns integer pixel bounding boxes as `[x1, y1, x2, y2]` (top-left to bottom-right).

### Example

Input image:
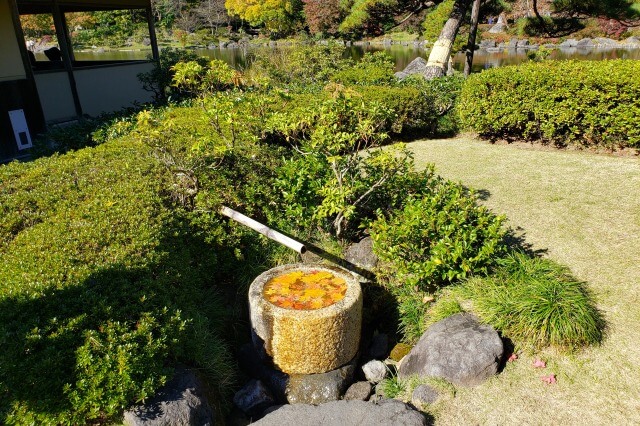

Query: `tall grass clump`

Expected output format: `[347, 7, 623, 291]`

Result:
[430, 252, 606, 351]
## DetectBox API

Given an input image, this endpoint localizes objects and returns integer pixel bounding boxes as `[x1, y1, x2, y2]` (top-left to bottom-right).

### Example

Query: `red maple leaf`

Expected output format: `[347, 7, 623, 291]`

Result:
[533, 359, 547, 368]
[541, 374, 557, 384]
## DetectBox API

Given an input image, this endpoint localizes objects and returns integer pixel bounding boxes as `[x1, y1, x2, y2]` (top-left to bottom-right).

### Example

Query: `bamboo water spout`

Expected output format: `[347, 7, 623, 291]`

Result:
[220, 206, 306, 254]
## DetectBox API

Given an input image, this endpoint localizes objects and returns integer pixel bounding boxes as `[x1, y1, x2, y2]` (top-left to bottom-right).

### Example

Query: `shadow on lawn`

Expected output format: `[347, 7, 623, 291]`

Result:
[0, 229, 241, 423]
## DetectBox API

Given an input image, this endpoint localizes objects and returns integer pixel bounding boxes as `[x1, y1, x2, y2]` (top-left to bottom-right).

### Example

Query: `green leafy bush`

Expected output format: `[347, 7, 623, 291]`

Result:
[0, 138, 235, 424]
[430, 252, 606, 351]
[422, 0, 454, 42]
[331, 51, 396, 85]
[457, 59, 640, 149]
[246, 44, 349, 89]
[137, 48, 209, 102]
[370, 170, 506, 291]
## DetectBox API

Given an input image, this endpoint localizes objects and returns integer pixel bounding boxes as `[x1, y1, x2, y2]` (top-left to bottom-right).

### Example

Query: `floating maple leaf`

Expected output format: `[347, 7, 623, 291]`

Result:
[541, 374, 557, 384]
[533, 359, 547, 368]
[508, 353, 518, 362]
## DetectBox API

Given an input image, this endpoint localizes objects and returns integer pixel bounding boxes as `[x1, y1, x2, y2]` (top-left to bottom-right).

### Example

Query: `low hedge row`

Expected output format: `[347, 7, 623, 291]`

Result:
[457, 59, 640, 149]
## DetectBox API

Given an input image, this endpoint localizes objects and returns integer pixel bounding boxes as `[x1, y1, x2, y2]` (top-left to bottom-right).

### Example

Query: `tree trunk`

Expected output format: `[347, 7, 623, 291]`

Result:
[532, 0, 546, 32]
[464, 0, 481, 77]
[424, 0, 472, 79]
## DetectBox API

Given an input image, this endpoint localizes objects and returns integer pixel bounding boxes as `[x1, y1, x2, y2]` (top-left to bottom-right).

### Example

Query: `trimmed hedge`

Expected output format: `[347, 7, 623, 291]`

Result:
[457, 59, 640, 149]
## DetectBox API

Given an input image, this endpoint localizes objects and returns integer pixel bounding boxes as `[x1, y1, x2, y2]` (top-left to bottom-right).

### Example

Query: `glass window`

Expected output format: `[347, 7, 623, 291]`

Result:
[65, 9, 152, 63]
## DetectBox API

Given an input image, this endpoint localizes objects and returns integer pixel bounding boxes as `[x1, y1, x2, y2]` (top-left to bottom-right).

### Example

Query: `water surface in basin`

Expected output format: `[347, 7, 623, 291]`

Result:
[263, 270, 346, 310]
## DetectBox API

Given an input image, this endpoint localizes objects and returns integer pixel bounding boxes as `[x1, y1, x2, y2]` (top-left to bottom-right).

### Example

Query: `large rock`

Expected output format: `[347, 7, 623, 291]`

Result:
[559, 38, 578, 48]
[398, 313, 503, 387]
[479, 40, 497, 49]
[488, 22, 507, 33]
[123, 368, 214, 426]
[394, 57, 428, 80]
[254, 399, 427, 426]
[622, 36, 640, 46]
[345, 236, 378, 271]
[576, 38, 595, 48]
[286, 361, 356, 404]
[593, 37, 618, 47]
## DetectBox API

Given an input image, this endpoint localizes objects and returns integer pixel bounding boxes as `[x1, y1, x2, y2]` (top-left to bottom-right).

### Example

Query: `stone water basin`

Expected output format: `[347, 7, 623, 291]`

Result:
[249, 263, 362, 375]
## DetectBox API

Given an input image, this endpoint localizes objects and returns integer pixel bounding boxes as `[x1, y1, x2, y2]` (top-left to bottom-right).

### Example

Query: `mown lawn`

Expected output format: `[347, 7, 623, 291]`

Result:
[409, 138, 640, 425]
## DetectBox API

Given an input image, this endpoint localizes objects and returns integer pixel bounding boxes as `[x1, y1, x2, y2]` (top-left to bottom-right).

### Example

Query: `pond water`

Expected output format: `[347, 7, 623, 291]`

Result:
[69, 45, 640, 73]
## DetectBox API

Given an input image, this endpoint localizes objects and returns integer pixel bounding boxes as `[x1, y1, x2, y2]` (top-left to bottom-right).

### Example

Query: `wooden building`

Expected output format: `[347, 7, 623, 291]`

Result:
[0, 0, 158, 162]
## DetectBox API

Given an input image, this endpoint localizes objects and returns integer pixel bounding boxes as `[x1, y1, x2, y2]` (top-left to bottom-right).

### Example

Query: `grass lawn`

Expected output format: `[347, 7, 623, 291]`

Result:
[408, 137, 640, 425]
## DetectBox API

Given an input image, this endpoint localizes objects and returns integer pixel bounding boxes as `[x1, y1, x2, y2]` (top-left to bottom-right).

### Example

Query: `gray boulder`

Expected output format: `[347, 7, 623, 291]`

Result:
[594, 37, 618, 47]
[254, 399, 427, 426]
[362, 360, 387, 384]
[622, 36, 640, 46]
[516, 39, 530, 48]
[123, 368, 214, 426]
[488, 23, 507, 34]
[398, 313, 503, 387]
[233, 379, 276, 417]
[479, 40, 497, 49]
[343, 381, 373, 401]
[286, 361, 356, 404]
[395, 56, 429, 81]
[411, 384, 439, 407]
[507, 38, 519, 49]
[576, 38, 595, 48]
[345, 236, 378, 271]
[559, 38, 578, 48]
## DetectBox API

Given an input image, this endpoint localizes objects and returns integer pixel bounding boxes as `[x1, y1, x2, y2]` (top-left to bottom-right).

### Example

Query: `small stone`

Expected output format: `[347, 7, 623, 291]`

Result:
[411, 384, 439, 407]
[286, 361, 356, 404]
[389, 343, 412, 362]
[343, 381, 373, 401]
[362, 360, 387, 384]
[233, 380, 276, 417]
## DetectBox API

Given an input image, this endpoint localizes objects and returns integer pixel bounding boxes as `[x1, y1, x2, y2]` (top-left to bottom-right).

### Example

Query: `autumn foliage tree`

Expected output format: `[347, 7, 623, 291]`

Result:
[225, 0, 303, 33]
[303, 0, 343, 36]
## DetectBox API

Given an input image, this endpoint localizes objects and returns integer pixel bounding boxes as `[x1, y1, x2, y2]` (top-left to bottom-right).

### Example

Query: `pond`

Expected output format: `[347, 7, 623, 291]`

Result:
[67, 44, 640, 73]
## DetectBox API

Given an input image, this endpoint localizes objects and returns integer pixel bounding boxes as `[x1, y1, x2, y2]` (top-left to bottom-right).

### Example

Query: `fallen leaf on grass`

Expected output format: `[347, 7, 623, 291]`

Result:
[533, 359, 547, 368]
[541, 374, 557, 384]
[508, 353, 518, 362]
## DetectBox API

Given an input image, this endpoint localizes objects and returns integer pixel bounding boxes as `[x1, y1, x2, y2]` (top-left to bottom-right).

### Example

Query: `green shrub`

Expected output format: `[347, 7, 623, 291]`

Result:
[457, 59, 640, 149]
[0, 138, 235, 424]
[331, 51, 396, 85]
[137, 48, 209, 102]
[429, 252, 606, 351]
[246, 44, 350, 89]
[422, 0, 454, 42]
[370, 171, 506, 291]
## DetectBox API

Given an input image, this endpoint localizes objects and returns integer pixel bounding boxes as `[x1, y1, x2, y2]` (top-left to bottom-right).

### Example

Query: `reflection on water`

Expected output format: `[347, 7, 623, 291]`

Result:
[63, 45, 640, 74]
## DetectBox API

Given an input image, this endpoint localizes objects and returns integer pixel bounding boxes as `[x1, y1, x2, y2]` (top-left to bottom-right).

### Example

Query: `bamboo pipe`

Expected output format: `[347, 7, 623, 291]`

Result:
[220, 206, 306, 254]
